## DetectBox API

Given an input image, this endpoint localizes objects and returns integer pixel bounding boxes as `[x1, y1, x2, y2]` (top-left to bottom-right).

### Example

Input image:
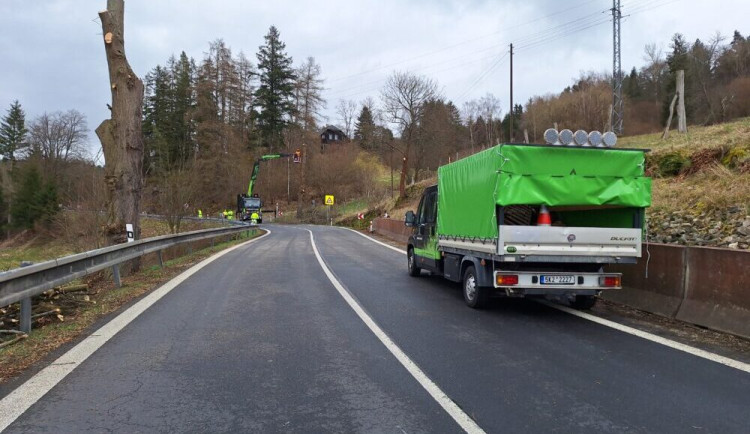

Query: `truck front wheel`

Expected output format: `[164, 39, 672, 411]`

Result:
[463, 265, 488, 309]
[407, 248, 421, 277]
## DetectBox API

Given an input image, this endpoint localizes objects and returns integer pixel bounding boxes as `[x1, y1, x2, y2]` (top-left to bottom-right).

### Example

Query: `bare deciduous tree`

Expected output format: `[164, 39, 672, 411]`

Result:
[478, 93, 501, 145]
[380, 71, 438, 197]
[642, 44, 667, 111]
[28, 110, 89, 171]
[462, 100, 479, 152]
[336, 99, 356, 138]
[295, 57, 326, 132]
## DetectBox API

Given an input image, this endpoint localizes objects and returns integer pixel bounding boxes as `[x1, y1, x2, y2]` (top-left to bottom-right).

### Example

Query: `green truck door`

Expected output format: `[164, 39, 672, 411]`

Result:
[414, 187, 440, 270]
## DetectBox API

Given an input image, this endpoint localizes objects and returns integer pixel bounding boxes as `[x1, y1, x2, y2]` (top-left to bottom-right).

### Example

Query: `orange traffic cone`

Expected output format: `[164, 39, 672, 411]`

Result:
[537, 204, 552, 226]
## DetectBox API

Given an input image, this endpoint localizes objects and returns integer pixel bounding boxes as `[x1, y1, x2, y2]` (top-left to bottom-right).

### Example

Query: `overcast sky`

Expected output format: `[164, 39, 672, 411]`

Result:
[1, 0, 748, 156]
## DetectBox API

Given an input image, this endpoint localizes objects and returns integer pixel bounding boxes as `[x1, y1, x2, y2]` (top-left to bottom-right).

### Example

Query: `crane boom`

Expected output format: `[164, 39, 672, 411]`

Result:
[247, 153, 292, 196]
[238, 153, 294, 223]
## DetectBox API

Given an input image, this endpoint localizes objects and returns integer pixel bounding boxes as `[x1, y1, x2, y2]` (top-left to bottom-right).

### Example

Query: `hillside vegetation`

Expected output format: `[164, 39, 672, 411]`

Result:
[353, 118, 749, 250]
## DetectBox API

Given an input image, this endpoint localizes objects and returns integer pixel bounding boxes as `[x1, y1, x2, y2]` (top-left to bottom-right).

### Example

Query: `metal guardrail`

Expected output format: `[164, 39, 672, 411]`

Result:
[0, 221, 258, 332]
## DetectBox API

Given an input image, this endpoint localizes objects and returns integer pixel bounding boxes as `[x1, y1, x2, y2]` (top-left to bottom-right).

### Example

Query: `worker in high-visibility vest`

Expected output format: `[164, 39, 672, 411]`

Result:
[251, 212, 259, 224]
[198, 209, 203, 219]
[222, 210, 228, 219]
[228, 210, 234, 220]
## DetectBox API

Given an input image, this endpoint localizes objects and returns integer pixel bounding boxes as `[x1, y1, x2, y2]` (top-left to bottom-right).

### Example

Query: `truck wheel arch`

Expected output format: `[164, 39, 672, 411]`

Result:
[460, 256, 493, 288]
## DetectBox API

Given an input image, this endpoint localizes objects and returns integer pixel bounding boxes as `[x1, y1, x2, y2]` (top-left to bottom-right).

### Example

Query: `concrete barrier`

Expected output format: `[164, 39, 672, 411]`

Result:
[369, 221, 750, 339]
[603, 244, 687, 318]
[372, 218, 411, 244]
[676, 247, 750, 339]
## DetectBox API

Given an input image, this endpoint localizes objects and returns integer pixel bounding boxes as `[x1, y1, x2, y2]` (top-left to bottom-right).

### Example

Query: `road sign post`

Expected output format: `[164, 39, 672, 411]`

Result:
[325, 195, 334, 226]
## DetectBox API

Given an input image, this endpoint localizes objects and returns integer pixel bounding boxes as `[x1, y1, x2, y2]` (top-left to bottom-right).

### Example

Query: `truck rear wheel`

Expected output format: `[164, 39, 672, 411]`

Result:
[463, 265, 488, 309]
[571, 295, 597, 310]
[407, 248, 421, 277]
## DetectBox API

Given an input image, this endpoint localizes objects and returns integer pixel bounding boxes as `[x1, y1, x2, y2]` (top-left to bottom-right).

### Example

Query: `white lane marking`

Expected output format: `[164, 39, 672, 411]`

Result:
[306, 229, 484, 434]
[0, 230, 272, 432]
[347, 227, 750, 374]
[344, 227, 406, 255]
[538, 300, 750, 374]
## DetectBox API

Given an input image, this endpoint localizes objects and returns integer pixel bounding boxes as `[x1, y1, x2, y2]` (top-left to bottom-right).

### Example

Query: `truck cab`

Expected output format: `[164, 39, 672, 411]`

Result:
[407, 186, 439, 273]
[238, 194, 263, 223]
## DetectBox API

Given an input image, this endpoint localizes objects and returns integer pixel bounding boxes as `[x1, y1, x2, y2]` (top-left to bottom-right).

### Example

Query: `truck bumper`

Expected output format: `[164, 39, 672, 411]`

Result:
[493, 271, 621, 293]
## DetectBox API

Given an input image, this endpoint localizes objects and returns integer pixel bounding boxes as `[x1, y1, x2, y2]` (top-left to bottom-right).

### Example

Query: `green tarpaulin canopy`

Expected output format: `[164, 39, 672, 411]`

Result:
[437, 144, 651, 240]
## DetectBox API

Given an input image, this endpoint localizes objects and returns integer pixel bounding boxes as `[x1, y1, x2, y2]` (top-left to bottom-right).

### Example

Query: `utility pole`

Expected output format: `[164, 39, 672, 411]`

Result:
[390, 146, 394, 199]
[296, 143, 307, 217]
[509, 43, 514, 142]
[611, 0, 623, 134]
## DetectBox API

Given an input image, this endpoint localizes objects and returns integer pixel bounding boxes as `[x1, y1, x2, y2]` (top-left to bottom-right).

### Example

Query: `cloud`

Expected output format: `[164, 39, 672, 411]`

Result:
[1, 0, 748, 150]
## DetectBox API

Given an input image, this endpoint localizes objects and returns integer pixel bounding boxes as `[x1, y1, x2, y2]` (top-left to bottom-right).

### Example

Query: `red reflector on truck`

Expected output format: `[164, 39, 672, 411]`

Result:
[600, 276, 621, 287]
[496, 274, 519, 285]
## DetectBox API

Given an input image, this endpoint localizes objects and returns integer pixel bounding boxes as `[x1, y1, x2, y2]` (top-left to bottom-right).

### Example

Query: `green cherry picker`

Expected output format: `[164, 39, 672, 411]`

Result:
[237, 150, 301, 223]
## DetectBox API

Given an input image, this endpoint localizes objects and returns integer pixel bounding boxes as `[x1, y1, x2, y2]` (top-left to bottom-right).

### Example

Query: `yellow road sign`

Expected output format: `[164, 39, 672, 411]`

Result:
[324, 195, 334, 206]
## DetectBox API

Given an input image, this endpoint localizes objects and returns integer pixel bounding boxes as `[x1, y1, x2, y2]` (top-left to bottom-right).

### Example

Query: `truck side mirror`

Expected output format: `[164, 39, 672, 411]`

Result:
[405, 210, 416, 227]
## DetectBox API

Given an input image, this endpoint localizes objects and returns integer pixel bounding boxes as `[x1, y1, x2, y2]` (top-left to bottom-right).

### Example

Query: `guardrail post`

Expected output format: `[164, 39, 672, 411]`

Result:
[112, 265, 121, 288]
[19, 261, 33, 334]
[158, 250, 164, 268]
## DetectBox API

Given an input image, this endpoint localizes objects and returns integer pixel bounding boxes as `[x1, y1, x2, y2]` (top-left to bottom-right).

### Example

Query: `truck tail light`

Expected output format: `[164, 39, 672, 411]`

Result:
[599, 276, 621, 287]
[496, 274, 519, 286]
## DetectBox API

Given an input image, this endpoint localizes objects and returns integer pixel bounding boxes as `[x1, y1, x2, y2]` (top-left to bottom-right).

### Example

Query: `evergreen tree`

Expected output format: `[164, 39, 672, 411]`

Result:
[171, 52, 196, 166]
[624, 67, 642, 99]
[254, 26, 296, 150]
[502, 104, 523, 142]
[354, 105, 376, 150]
[0, 100, 28, 166]
[11, 165, 58, 229]
[143, 52, 197, 173]
[0, 186, 5, 235]
[663, 33, 691, 123]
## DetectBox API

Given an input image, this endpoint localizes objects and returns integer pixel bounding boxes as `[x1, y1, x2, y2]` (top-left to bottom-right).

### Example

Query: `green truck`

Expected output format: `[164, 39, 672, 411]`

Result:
[237, 152, 296, 223]
[405, 139, 651, 309]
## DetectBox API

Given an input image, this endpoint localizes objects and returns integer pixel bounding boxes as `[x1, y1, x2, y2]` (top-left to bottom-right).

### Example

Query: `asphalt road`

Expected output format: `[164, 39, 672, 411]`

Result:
[3, 224, 750, 433]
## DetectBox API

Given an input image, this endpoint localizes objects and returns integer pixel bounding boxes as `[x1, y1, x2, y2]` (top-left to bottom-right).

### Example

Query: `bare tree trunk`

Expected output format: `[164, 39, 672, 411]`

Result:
[662, 94, 678, 140]
[96, 0, 144, 262]
[399, 152, 408, 198]
[677, 70, 687, 133]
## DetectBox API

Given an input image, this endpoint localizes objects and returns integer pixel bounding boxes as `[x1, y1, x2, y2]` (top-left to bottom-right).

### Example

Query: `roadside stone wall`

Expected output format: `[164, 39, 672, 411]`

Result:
[647, 208, 750, 250]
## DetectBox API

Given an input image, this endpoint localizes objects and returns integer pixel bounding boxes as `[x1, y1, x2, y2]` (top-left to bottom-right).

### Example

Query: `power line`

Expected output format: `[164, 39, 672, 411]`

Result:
[328, 7, 606, 101]
[326, 0, 682, 105]
[325, 0, 604, 84]
[454, 52, 509, 102]
[325, 43, 507, 98]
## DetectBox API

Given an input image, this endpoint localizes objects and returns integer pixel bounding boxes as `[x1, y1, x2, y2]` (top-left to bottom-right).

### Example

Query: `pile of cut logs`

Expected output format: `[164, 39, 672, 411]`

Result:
[0, 283, 93, 349]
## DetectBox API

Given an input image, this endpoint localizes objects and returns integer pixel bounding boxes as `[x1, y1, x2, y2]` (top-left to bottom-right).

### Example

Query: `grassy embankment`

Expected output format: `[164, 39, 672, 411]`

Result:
[0, 217, 224, 272]
[343, 118, 750, 248]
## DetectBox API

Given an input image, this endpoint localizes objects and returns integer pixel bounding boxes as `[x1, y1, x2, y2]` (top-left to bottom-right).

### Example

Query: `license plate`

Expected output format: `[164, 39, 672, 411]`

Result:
[540, 275, 575, 285]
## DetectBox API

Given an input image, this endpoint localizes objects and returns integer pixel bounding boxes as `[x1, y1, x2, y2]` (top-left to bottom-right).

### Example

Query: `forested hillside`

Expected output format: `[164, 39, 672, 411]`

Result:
[1, 27, 748, 246]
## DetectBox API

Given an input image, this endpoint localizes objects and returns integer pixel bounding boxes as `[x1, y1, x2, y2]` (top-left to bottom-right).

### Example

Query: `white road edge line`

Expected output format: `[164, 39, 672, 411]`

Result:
[538, 300, 750, 373]
[0, 230, 272, 433]
[306, 229, 484, 434]
[344, 227, 406, 255]
[346, 226, 750, 374]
